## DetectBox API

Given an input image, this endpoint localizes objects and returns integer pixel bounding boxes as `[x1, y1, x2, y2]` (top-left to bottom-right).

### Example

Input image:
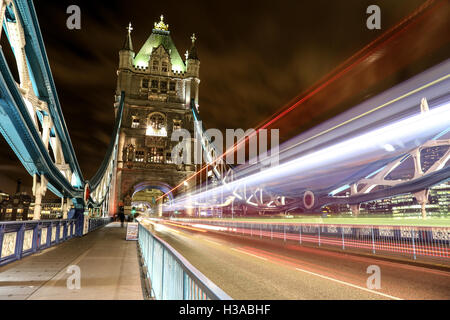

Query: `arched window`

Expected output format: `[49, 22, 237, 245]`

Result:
[146, 113, 167, 137]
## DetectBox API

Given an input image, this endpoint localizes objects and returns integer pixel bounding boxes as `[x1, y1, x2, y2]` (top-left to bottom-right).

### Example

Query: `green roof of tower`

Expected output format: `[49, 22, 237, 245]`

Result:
[133, 16, 186, 73]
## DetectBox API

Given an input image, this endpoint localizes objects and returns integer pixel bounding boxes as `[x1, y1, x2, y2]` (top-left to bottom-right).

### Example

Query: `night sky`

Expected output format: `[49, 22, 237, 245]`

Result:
[0, 0, 436, 195]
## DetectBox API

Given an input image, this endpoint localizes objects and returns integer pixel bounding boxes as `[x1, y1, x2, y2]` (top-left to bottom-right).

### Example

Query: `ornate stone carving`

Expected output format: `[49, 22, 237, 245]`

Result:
[145, 135, 166, 147]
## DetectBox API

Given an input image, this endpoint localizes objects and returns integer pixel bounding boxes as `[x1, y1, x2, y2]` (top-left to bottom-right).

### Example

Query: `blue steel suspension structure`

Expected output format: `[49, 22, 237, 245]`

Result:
[0, 0, 123, 219]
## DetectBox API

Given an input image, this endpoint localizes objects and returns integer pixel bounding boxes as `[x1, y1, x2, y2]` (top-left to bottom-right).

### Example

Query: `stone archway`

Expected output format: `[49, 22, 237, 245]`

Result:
[125, 181, 174, 217]
[131, 181, 174, 200]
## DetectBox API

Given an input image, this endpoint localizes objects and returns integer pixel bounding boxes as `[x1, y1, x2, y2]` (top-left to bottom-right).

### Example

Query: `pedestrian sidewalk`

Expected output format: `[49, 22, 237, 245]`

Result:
[0, 222, 143, 300]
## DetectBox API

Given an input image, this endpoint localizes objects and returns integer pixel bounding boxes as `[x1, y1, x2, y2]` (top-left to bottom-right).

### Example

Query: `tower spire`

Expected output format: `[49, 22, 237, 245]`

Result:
[188, 33, 199, 60]
[122, 22, 134, 51]
[127, 22, 133, 35]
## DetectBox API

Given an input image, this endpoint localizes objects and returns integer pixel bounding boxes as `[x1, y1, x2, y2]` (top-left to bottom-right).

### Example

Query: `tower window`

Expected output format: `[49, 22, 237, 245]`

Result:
[135, 150, 145, 162]
[151, 80, 158, 93]
[152, 60, 159, 72]
[142, 79, 149, 88]
[173, 120, 182, 131]
[160, 81, 167, 94]
[169, 81, 176, 91]
[161, 62, 168, 72]
[148, 147, 164, 163]
[146, 113, 167, 137]
[131, 117, 140, 128]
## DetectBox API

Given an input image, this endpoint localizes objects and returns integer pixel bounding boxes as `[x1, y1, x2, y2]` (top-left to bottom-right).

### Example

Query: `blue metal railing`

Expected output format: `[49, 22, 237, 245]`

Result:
[0, 217, 112, 266]
[0, 219, 77, 266]
[138, 223, 232, 300]
[88, 217, 112, 232]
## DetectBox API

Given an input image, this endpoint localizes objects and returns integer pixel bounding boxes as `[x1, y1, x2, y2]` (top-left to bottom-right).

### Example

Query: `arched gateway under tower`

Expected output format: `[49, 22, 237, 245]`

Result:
[110, 16, 200, 216]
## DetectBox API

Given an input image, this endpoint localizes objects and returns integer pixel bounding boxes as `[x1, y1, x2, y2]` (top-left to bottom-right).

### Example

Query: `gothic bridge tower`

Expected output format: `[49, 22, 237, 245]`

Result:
[111, 16, 200, 215]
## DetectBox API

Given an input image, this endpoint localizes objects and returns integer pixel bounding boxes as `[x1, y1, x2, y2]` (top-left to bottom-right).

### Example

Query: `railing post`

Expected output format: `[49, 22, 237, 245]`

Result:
[17, 223, 25, 260]
[151, 237, 155, 283]
[271, 224, 273, 240]
[299, 225, 302, 244]
[318, 224, 321, 247]
[412, 229, 417, 260]
[182, 271, 186, 300]
[283, 224, 286, 242]
[342, 226, 345, 250]
[32, 223, 38, 253]
[161, 247, 165, 300]
[0, 225, 4, 259]
[371, 226, 375, 254]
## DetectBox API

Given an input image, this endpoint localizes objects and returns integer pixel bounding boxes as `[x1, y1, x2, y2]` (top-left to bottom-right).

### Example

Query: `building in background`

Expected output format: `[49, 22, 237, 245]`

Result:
[0, 190, 9, 203]
[0, 179, 64, 221]
[326, 182, 450, 217]
[0, 193, 32, 221]
[29, 199, 63, 220]
[0, 179, 32, 221]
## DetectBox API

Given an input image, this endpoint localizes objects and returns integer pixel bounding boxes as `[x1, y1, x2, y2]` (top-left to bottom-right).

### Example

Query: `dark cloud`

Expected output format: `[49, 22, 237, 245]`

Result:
[0, 0, 436, 195]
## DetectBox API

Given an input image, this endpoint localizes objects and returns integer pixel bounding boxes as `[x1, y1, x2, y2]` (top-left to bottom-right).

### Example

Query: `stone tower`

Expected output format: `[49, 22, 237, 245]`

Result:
[112, 16, 200, 215]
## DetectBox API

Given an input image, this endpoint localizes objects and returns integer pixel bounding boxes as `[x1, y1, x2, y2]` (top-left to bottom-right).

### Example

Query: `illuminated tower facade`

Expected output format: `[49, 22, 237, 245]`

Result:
[112, 16, 200, 215]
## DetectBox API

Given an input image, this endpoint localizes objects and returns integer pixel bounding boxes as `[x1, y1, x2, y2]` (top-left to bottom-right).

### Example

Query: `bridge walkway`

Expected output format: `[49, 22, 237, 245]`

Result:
[0, 222, 143, 300]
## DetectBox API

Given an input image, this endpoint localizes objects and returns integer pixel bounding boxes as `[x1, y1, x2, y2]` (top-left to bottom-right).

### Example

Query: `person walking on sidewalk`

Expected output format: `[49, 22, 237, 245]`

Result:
[118, 206, 125, 228]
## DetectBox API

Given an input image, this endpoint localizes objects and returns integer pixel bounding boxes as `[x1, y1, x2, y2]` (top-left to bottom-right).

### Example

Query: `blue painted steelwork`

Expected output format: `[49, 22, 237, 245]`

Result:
[0, 1, 125, 208]
[86, 92, 125, 207]
[0, 48, 82, 199]
[190, 99, 235, 175]
[89, 93, 124, 190]
[138, 223, 232, 300]
[12, 0, 84, 186]
[0, 0, 86, 201]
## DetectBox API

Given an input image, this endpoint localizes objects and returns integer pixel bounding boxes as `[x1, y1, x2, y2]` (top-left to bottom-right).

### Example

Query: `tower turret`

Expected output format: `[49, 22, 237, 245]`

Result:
[186, 33, 200, 77]
[119, 22, 135, 70]
[186, 33, 200, 106]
